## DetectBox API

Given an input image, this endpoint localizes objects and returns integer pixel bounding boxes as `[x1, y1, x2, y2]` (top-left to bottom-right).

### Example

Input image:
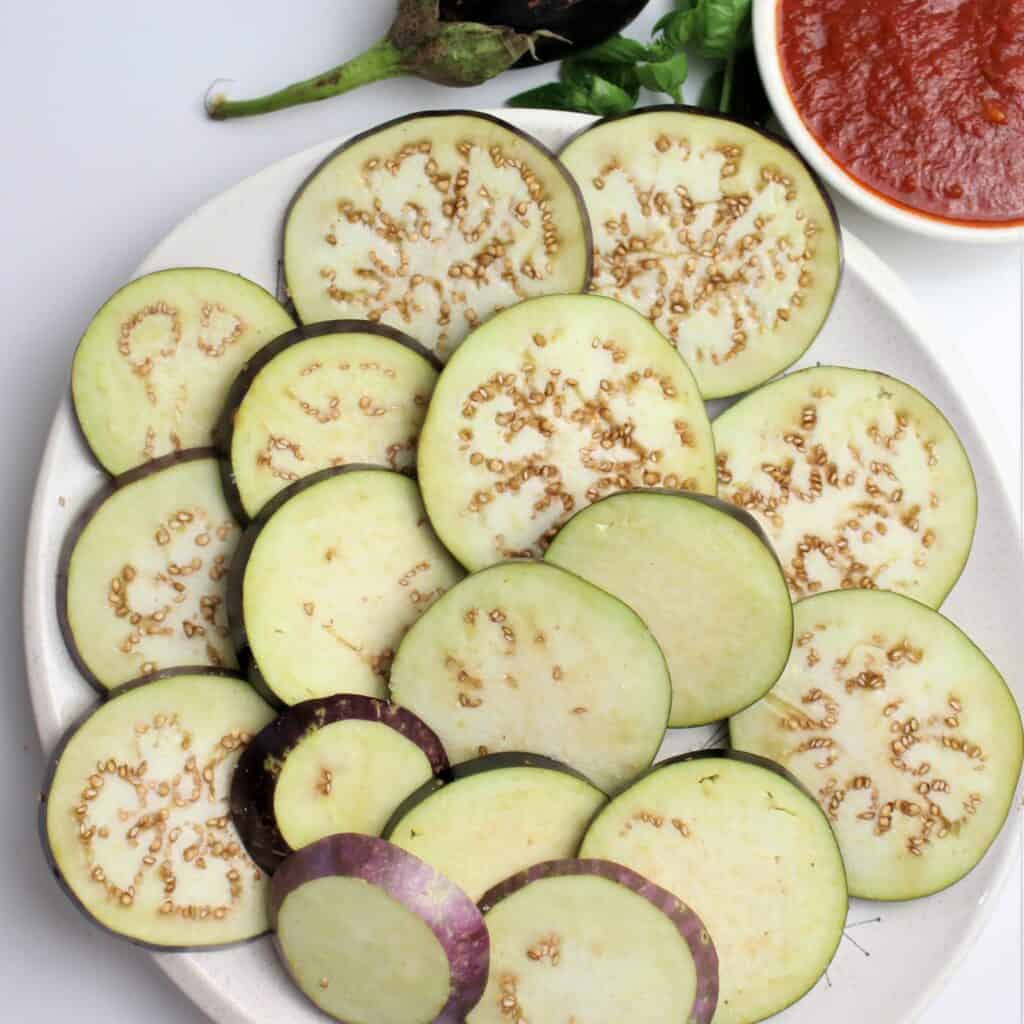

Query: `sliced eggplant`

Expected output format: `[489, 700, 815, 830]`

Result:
[215, 320, 440, 521]
[560, 107, 842, 399]
[59, 450, 240, 693]
[545, 490, 793, 727]
[283, 111, 592, 363]
[389, 561, 671, 793]
[271, 834, 488, 1024]
[72, 268, 295, 474]
[579, 750, 847, 1024]
[231, 694, 448, 874]
[471, 858, 718, 1024]
[383, 753, 606, 900]
[712, 366, 977, 607]
[41, 671, 275, 949]
[730, 589, 1023, 900]
[417, 293, 717, 570]
[231, 466, 465, 706]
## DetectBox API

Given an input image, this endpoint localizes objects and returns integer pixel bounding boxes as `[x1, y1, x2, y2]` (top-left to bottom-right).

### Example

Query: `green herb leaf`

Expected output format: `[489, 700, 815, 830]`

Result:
[506, 82, 588, 112]
[699, 49, 771, 123]
[509, 62, 637, 116]
[689, 0, 753, 60]
[654, 5, 697, 49]
[572, 35, 654, 65]
[636, 53, 689, 103]
[588, 75, 638, 115]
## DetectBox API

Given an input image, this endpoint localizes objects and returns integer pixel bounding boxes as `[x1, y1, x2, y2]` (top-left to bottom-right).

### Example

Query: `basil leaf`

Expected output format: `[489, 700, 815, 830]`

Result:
[587, 75, 637, 115]
[573, 35, 654, 65]
[636, 53, 689, 103]
[654, 6, 696, 49]
[563, 59, 640, 102]
[507, 82, 589, 111]
[690, 0, 753, 60]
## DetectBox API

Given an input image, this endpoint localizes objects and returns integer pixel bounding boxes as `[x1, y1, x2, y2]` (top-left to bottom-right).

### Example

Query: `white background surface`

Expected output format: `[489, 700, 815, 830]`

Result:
[1, 2, 1020, 1020]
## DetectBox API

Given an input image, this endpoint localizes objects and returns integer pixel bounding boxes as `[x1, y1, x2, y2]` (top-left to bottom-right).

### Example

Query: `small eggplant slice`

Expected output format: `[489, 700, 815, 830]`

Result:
[545, 490, 793, 726]
[230, 467, 465, 705]
[283, 111, 592, 363]
[560, 107, 842, 399]
[41, 671, 275, 950]
[384, 753, 606, 900]
[389, 561, 671, 794]
[72, 268, 295, 474]
[471, 858, 718, 1024]
[231, 694, 449, 874]
[270, 834, 488, 1024]
[579, 751, 847, 1024]
[731, 589, 1024, 900]
[215, 320, 440, 521]
[59, 450, 240, 693]
[417, 293, 716, 570]
[712, 365, 977, 607]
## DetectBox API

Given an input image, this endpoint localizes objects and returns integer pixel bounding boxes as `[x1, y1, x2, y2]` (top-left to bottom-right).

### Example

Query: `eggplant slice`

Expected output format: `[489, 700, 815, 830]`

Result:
[712, 366, 977, 607]
[41, 671, 276, 949]
[546, 490, 793, 726]
[231, 466, 465, 705]
[72, 268, 295, 474]
[730, 589, 1023, 900]
[271, 834, 488, 1024]
[560, 108, 841, 399]
[231, 694, 448, 874]
[417, 293, 716, 570]
[216, 321, 439, 521]
[59, 450, 240, 693]
[580, 751, 847, 1024]
[384, 753, 607, 901]
[472, 858, 718, 1024]
[389, 561, 671, 794]
[283, 111, 592, 363]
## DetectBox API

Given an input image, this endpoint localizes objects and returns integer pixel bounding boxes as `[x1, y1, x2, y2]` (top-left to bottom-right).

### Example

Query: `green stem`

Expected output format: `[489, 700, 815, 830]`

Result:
[207, 38, 406, 120]
[718, 52, 736, 114]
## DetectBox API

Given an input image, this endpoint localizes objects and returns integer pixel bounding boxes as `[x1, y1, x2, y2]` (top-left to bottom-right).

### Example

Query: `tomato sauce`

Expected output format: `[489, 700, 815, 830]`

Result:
[778, 0, 1024, 225]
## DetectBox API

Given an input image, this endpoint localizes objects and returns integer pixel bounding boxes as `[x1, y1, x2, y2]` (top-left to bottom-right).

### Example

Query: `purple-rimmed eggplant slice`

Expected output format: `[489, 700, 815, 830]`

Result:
[40, 671, 275, 950]
[383, 752, 606, 900]
[231, 694, 449, 875]
[389, 560, 670, 794]
[58, 449, 240, 694]
[214, 319, 441, 523]
[416, 293, 716, 570]
[580, 750, 848, 1024]
[72, 267, 294, 475]
[282, 110, 593, 363]
[228, 465, 465, 707]
[713, 365, 977, 607]
[560, 106, 842, 399]
[545, 489, 793, 727]
[472, 858, 718, 1024]
[731, 588, 1024, 900]
[271, 834, 488, 1024]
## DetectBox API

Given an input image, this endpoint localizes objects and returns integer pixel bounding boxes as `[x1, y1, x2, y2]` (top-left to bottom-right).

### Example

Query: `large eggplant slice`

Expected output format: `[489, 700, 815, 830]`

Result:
[713, 366, 977, 607]
[545, 490, 793, 726]
[471, 858, 718, 1024]
[283, 111, 592, 363]
[417, 293, 716, 570]
[215, 321, 440, 522]
[72, 268, 295, 474]
[389, 561, 670, 793]
[59, 450, 240, 693]
[383, 753, 606, 900]
[41, 671, 275, 949]
[271, 834, 488, 1024]
[731, 589, 1023, 900]
[560, 108, 842, 399]
[230, 466, 464, 705]
[580, 751, 847, 1024]
[231, 694, 448, 875]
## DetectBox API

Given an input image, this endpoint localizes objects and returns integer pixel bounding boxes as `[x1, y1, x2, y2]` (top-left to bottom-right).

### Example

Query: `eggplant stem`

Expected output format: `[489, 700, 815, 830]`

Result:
[207, 39, 406, 120]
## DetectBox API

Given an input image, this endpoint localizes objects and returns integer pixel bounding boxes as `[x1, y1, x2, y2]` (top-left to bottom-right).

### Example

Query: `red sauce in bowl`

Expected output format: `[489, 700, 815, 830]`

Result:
[778, 0, 1024, 225]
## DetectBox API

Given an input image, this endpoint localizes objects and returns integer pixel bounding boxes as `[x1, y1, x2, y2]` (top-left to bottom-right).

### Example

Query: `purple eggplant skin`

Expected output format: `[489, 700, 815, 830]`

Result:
[231, 694, 450, 875]
[56, 448, 226, 698]
[479, 857, 719, 1024]
[213, 320, 442, 526]
[271, 834, 489, 1024]
[441, 0, 652, 66]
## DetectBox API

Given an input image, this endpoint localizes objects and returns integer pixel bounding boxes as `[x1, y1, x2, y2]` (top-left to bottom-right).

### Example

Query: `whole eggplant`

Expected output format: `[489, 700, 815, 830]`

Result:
[206, 0, 650, 119]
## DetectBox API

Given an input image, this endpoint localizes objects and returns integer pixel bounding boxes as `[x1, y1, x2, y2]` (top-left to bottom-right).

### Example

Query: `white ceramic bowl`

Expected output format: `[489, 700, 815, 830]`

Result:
[753, 0, 1024, 244]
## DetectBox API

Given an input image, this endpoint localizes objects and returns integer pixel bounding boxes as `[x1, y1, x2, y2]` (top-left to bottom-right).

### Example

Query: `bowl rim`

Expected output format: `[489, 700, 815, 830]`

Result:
[752, 0, 1024, 244]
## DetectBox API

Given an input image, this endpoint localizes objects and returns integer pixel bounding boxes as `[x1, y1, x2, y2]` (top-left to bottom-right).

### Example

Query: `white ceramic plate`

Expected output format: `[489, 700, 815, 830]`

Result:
[24, 110, 1024, 1024]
